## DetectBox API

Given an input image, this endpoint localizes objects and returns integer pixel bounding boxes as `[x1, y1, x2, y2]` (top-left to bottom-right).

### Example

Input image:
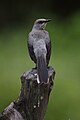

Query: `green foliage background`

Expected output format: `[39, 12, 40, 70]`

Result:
[0, 12, 80, 120]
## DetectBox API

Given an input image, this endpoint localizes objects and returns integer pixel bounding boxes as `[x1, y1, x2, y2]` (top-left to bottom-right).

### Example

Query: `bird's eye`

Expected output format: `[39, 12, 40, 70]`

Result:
[38, 21, 43, 24]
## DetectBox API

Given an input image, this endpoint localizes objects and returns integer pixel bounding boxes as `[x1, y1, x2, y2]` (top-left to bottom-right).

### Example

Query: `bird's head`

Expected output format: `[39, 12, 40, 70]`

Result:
[33, 18, 51, 30]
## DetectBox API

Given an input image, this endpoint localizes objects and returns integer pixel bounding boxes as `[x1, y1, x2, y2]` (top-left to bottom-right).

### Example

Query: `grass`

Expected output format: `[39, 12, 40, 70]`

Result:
[0, 12, 80, 120]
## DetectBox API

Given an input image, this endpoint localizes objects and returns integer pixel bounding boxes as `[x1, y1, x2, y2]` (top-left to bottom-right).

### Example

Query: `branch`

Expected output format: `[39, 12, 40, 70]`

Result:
[0, 66, 55, 120]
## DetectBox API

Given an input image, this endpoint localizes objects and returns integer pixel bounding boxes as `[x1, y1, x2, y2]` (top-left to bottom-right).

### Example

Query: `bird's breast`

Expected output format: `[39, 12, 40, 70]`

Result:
[32, 31, 47, 40]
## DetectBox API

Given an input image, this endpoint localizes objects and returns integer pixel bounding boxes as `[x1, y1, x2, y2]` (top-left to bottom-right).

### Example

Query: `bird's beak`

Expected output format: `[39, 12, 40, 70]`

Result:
[46, 19, 51, 22]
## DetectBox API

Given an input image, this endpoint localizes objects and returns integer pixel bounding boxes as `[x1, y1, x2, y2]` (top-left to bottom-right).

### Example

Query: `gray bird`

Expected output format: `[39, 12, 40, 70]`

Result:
[28, 18, 51, 83]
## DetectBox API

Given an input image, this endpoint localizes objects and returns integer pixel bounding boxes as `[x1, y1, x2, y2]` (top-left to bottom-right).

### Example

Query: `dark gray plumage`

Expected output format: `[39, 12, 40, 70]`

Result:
[28, 18, 51, 83]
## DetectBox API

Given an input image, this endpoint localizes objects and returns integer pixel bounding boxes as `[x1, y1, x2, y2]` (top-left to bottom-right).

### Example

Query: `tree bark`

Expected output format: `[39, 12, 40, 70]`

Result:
[0, 66, 55, 120]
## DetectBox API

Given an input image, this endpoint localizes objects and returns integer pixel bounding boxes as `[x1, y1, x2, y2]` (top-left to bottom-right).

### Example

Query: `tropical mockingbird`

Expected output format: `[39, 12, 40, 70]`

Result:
[28, 18, 51, 83]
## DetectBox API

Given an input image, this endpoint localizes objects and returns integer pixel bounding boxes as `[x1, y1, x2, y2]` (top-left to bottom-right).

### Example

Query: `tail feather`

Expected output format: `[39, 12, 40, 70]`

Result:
[37, 54, 48, 83]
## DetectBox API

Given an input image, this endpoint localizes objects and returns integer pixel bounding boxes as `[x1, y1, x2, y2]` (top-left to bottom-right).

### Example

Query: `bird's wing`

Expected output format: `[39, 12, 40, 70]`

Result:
[46, 40, 51, 66]
[28, 33, 37, 63]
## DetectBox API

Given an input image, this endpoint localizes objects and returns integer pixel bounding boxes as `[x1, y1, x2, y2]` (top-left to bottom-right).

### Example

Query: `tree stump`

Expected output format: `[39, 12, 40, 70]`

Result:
[0, 66, 55, 120]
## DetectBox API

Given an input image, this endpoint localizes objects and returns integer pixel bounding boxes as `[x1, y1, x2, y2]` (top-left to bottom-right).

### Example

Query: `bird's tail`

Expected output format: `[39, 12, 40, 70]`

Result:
[37, 54, 48, 83]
